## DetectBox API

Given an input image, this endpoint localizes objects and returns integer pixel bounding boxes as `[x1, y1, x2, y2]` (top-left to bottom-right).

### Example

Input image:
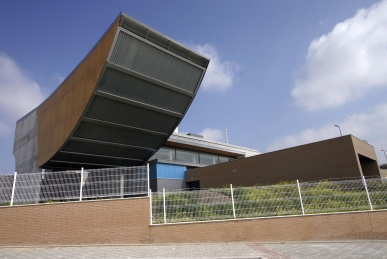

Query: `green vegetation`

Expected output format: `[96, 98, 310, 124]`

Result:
[152, 179, 387, 224]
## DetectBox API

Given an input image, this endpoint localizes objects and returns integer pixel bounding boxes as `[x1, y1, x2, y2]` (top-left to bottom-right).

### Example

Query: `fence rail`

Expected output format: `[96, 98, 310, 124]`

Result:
[0, 166, 149, 205]
[151, 177, 387, 224]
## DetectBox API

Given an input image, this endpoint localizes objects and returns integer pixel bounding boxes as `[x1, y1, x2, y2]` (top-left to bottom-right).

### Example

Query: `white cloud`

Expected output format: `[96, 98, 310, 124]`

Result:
[199, 128, 225, 142]
[0, 53, 45, 136]
[189, 43, 237, 91]
[292, 0, 387, 111]
[267, 102, 387, 164]
[52, 72, 65, 83]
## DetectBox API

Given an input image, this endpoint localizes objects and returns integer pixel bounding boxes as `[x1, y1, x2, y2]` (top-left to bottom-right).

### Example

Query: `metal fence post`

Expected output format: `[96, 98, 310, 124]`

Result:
[163, 188, 167, 224]
[147, 163, 150, 197]
[79, 167, 84, 201]
[230, 184, 236, 219]
[10, 172, 17, 206]
[149, 189, 153, 225]
[297, 180, 305, 215]
[120, 171, 124, 198]
[362, 176, 373, 210]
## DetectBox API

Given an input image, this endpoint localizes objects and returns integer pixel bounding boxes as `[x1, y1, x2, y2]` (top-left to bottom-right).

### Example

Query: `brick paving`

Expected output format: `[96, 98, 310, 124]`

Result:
[0, 242, 386, 259]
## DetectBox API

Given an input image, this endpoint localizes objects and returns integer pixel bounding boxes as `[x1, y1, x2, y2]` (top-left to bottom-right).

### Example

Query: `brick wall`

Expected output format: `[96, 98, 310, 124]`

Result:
[186, 135, 380, 188]
[0, 197, 150, 246]
[1, 198, 386, 246]
[150, 210, 387, 243]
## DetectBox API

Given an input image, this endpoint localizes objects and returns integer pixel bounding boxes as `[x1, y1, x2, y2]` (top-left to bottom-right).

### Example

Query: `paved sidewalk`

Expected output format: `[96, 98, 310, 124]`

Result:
[0, 241, 386, 259]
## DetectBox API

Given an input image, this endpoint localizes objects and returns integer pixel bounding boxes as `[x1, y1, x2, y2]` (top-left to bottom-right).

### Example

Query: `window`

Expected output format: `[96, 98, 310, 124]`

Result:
[219, 156, 232, 163]
[199, 153, 219, 165]
[150, 147, 175, 161]
[150, 146, 236, 165]
[176, 149, 199, 163]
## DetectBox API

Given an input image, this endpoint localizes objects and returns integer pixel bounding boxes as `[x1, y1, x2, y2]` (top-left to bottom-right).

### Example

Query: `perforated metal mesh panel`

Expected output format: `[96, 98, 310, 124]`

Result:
[54, 152, 139, 167]
[44, 161, 112, 170]
[119, 15, 209, 68]
[73, 121, 166, 149]
[110, 31, 203, 93]
[147, 30, 170, 49]
[85, 96, 180, 134]
[62, 140, 153, 159]
[120, 16, 148, 38]
[97, 68, 192, 114]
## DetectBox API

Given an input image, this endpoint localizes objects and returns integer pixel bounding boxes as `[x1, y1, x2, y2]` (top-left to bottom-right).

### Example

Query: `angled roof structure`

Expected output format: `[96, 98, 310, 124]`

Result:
[14, 13, 209, 172]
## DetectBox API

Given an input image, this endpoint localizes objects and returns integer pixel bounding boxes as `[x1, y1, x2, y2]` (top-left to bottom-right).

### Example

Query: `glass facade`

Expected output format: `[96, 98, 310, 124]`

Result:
[150, 147, 235, 165]
[176, 150, 199, 163]
[199, 153, 219, 165]
[150, 147, 175, 160]
[219, 156, 233, 163]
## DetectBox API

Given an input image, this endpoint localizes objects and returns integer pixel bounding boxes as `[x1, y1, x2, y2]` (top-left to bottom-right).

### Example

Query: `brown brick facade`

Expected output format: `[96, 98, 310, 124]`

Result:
[150, 210, 387, 243]
[186, 135, 381, 188]
[0, 197, 150, 246]
[0, 198, 386, 246]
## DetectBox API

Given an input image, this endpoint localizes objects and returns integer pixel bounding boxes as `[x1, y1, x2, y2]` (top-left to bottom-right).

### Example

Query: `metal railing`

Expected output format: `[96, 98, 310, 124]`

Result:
[0, 165, 149, 206]
[151, 177, 387, 224]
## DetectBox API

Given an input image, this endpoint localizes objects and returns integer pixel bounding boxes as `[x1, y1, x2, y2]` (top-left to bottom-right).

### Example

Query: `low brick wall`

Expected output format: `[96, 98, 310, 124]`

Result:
[150, 210, 387, 243]
[0, 197, 150, 246]
[1, 198, 386, 246]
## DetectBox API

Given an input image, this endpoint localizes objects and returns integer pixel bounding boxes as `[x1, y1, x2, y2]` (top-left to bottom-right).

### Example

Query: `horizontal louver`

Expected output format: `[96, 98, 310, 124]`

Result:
[120, 16, 209, 68]
[73, 121, 166, 149]
[62, 140, 153, 159]
[54, 152, 140, 167]
[85, 96, 179, 134]
[110, 31, 203, 93]
[97, 68, 191, 114]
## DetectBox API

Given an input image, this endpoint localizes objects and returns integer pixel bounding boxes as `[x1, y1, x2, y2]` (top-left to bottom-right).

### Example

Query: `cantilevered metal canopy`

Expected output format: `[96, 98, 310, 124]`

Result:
[34, 13, 209, 170]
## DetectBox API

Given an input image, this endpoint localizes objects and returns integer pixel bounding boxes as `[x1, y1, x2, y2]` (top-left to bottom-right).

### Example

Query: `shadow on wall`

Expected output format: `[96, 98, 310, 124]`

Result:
[358, 155, 380, 177]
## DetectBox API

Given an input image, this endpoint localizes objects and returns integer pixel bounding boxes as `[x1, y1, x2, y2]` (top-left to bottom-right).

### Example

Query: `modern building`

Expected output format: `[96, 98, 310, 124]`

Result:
[13, 13, 211, 174]
[12, 12, 260, 193]
[12, 13, 380, 194]
[186, 135, 381, 188]
[148, 131, 259, 191]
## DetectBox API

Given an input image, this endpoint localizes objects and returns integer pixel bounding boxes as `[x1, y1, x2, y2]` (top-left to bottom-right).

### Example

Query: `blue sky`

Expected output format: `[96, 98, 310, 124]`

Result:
[1, 0, 387, 174]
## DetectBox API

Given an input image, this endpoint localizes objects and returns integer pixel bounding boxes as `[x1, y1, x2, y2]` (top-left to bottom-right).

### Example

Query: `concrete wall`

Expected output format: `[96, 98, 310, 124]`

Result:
[0, 198, 386, 246]
[13, 110, 39, 174]
[186, 135, 380, 188]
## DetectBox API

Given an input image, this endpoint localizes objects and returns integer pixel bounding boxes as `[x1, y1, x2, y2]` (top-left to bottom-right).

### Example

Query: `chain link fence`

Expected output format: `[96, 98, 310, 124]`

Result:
[151, 177, 387, 224]
[0, 166, 148, 206]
